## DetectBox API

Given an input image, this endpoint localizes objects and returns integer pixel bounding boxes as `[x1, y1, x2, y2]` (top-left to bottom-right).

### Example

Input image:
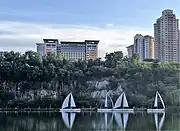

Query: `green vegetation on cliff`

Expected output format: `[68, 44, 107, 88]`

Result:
[0, 51, 179, 108]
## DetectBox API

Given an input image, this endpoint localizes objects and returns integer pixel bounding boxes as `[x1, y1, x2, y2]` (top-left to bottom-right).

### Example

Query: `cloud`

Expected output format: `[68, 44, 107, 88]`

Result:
[0, 21, 153, 58]
[106, 24, 114, 27]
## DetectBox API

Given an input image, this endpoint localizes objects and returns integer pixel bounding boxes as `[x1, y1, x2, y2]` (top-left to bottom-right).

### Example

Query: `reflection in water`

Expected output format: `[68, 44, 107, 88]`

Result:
[0, 111, 179, 131]
[114, 112, 129, 130]
[104, 112, 113, 129]
[61, 112, 76, 129]
[154, 112, 165, 131]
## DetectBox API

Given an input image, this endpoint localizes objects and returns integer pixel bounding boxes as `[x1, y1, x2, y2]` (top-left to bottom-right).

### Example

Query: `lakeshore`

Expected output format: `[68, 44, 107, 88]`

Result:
[0, 106, 179, 113]
[0, 51, 180, 112]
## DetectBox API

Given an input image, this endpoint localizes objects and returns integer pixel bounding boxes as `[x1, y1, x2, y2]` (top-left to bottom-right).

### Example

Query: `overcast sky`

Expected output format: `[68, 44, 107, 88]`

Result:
[0, 0, 180, 58]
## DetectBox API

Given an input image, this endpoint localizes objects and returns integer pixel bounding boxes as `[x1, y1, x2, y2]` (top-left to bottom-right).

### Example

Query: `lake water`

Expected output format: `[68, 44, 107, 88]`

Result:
[0, 111, 179, 131]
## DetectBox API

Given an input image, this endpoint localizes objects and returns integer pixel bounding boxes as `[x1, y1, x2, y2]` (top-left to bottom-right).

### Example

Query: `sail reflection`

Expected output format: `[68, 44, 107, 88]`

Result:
[153, 112, 165, 131]
[0, 111, 178, 130]
[114, 112, 129, 130]
[104, 112, 114, 129]
[61, 112, 76, 129]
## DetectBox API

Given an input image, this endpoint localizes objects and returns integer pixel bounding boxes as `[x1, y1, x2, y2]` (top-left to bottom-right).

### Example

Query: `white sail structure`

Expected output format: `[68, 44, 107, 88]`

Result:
[61, 93, 71, 109]
[154, 112, 165, 131]
[109, 95, 114, 108]
[114, 93, 124, 109]
[123, 93, 129, 108]
[157, 92, 165, 109]
[62, 112, 76, 129]
[105, 94, 108, 108]
[98, 93, 114, 112]
[154, 92, 158, 108]
[147, 91, 166, 113]
[60, 93, 81, 112]
[70, 93, 76, 108]
[113, 92, 134, 112]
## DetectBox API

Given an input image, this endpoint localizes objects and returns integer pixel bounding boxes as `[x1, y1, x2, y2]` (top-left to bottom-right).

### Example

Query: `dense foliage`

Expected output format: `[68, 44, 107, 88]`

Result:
[0, 51, 179, 108]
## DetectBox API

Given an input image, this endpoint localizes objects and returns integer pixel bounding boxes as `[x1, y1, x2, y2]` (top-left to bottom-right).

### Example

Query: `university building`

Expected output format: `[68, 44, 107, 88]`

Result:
[36, 39, 99, 61]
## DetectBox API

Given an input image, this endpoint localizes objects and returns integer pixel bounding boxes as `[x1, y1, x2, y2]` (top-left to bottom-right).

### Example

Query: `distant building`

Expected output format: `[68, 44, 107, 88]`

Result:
[127, 34, 154, 61]
[179, 31, 180, 62]
[126, 45, 134, 58]
[85, 40, 99, 60]
[36, 43, 46, 56]
[154, 9, 180, 62]
[36, 39, 99, 61]
[144, 35, 154, 59]
[134, 34, 144, 61]
[36, 39, 59, 56]
[44, 39, 58, 56]
[0, 51, 8, 57]
[60, 41, 86, 61]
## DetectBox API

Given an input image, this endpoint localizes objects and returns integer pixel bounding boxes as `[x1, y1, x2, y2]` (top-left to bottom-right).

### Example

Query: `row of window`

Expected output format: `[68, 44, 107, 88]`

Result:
[62, 57, 86, 60]
[61, 44, 85, 47]
[87, 45, 97, 47]
[46, 44, 57, 47]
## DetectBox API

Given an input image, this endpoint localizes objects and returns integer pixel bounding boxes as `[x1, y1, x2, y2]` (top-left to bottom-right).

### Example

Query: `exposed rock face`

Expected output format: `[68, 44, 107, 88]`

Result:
[38, 90, 57, 99]
[95, 80, 109, 90]
[114, 84, 123, 95]
[20, 91, 35, 101]
[3, 79, 123, 105]
[89, 80, 123, 99]
[17, 90, 57, 102]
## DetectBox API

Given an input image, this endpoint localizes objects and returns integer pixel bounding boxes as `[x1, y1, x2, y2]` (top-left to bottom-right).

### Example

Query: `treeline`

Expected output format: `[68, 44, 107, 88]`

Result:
[0, 51, 179, 108]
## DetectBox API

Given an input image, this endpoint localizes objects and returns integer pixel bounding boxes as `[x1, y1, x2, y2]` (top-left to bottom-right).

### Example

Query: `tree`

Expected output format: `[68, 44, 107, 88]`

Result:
[105, 51, 124, 68]
[0, 50, 179, 108]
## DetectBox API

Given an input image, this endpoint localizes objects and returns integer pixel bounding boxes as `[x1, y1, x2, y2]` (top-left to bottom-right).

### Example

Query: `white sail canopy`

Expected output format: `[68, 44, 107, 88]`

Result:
[61, 93, 71, 109]
[105, 94, 108, 108]
[114, 92, 129, 109]
[104, 94, 114, 108]
[154, 92, 158, 108]
[114, 93, 124, 109]
[157, 92, 165, 109]
[154, 91, 165, 109]
[123, 93, 129, 108]
[70, 93, 76, 108]
[61, 93, 76, 109]
[109, 95, 114, 108]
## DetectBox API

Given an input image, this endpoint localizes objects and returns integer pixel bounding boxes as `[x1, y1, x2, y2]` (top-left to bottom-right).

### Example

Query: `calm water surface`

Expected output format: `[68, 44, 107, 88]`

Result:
[0, 111, 179, 131]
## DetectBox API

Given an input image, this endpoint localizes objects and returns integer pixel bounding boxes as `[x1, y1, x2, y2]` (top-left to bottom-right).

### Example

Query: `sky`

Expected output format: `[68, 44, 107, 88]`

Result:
[0, 0, 180, 58]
